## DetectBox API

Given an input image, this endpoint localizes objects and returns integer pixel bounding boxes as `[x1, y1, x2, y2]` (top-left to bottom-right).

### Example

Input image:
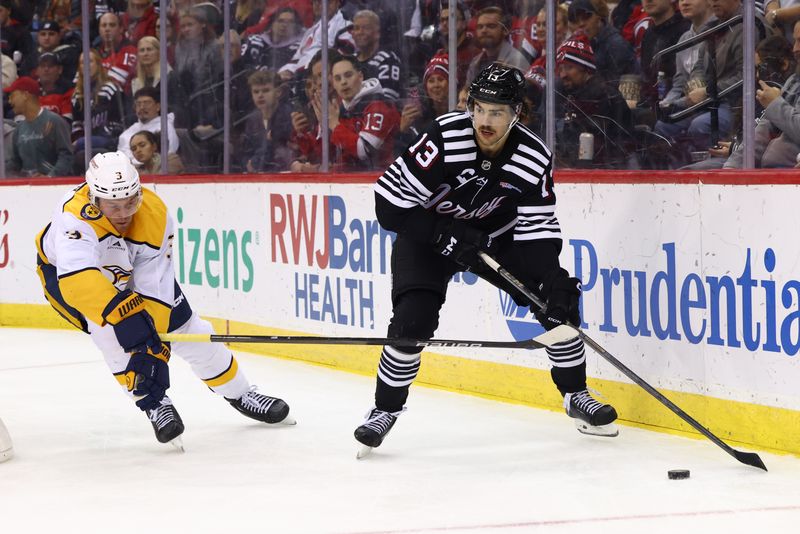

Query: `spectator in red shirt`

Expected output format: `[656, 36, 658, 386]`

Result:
[328, 52, 400, 171]
[121, 0, 158, 43]
[36, 52, 74, 121]
[96, 11, 138, 92]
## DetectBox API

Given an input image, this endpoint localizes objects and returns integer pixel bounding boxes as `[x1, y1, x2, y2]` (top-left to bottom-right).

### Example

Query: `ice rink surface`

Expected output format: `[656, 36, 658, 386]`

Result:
[1, 327, 799, 534]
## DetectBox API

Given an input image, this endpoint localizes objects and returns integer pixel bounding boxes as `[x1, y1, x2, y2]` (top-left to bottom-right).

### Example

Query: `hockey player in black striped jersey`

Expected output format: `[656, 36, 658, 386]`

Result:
[354, 63, 619, 457]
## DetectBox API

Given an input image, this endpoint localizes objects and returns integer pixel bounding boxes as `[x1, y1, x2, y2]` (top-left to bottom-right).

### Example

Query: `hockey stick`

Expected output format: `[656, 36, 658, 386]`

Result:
[161, 324, 577, 350]
[478, 252, 768, 471]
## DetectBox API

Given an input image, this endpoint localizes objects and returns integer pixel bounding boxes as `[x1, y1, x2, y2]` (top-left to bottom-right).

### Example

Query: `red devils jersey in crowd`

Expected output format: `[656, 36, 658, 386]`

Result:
[40, 82, 74, 120]
[98, 39, 138, 91]
[331, 79, 400, 171]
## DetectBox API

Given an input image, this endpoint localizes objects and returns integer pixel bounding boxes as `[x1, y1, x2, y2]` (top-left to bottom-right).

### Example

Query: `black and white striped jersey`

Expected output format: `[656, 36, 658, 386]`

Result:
[374, 111, 560, 246]
[358, 49, 403, 102]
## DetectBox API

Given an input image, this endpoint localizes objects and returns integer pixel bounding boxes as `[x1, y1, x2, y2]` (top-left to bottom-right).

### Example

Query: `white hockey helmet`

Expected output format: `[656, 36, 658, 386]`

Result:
[85, 151, 141, 202]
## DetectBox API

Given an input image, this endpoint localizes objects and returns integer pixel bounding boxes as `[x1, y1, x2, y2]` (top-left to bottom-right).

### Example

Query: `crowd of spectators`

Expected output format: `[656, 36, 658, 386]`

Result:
[1, 0, 798, 176]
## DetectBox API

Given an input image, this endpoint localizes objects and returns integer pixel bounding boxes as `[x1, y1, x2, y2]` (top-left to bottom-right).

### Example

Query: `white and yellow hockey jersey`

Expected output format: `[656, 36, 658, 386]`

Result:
[35, 184, 187, 333]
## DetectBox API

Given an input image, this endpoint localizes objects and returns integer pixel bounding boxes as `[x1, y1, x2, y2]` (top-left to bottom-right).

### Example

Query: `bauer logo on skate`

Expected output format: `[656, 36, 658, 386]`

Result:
[571, 239, 800, 356]
[269, 193, 395, 329]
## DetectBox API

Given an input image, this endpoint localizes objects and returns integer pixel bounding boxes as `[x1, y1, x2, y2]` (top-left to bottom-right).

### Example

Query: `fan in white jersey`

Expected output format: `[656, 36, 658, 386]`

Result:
[35, 152, 294, 449]
[354, 63, 619, 458]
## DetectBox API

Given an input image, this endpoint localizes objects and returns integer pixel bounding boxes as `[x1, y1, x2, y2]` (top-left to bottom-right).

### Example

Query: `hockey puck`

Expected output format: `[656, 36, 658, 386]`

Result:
[667, 469, 690, 480]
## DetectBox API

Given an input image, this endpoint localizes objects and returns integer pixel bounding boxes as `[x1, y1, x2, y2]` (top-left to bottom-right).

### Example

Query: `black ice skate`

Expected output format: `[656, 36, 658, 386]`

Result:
[146, 396, 185, 451]
[354, 407, 404, 459]
[227, 386, 294, 425]
[564, 389, 619, 437]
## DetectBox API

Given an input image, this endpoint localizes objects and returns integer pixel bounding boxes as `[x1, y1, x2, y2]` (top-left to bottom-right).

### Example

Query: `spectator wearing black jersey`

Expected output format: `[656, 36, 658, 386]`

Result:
[240, 7, 304, 73]
[353, 63, 619, 457]
[352, 9, 403, 103]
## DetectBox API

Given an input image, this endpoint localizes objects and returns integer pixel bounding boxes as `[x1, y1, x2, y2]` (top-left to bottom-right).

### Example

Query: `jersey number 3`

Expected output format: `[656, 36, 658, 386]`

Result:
[408, 133, 439, 169]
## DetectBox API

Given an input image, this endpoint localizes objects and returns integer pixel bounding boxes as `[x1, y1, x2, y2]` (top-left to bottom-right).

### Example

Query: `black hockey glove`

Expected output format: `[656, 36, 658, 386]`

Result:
[536, 269, 582, 331]
[431, 218, 496, 270]
[102, 289, 162, 355]
[124, 351, 170, 411]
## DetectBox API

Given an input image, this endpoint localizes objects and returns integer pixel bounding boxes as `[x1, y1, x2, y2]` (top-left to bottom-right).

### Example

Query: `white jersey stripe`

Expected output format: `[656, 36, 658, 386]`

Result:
[444, 152, 477, 163]
[518, 205, 557, 214]
[442, 127, 473, 138]
[444, 140, 477, 151]
[375, 183, 419, 208]
[502, 163, 540, 185]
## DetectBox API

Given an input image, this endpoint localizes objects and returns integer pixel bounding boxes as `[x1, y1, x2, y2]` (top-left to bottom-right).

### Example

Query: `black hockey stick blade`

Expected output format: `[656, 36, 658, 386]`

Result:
[161, 324, 577, 350]
[478, 252, 768, 471]
[734, 450, 768, 471]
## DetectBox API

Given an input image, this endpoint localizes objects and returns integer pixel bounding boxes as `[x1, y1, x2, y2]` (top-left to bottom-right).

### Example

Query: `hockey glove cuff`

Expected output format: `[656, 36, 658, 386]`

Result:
[537, 270, 582, 331]
[431, 219, 496, 270]
[124, 352, 170, 411]
[102, 289, 162, 354]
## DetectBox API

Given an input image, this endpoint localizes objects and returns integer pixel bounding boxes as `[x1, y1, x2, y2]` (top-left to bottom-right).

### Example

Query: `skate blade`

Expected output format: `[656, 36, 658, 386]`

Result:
[169, 436, 186, 452]
[276, 415, 297, 426]
[356, 444, 373, 459]
[574, 420, 619, 437]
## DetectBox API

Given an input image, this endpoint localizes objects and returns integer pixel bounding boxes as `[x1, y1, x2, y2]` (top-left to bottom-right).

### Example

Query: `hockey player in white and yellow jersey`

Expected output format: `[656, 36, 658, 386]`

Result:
[35, 152, 294, 448]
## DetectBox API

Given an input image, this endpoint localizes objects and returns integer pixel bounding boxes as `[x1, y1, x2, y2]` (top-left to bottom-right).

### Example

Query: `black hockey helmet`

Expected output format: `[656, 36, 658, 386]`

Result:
[468, 63, 525, 108]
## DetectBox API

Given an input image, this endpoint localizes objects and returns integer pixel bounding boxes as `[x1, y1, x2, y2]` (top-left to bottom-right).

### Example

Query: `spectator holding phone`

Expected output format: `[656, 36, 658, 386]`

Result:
[327, 52, 399, 171]
[395, 54, 450, 153]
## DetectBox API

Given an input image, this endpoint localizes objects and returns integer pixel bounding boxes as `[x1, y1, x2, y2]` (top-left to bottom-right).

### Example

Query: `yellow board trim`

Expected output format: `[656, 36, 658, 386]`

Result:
[3, 303, 799, 456]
